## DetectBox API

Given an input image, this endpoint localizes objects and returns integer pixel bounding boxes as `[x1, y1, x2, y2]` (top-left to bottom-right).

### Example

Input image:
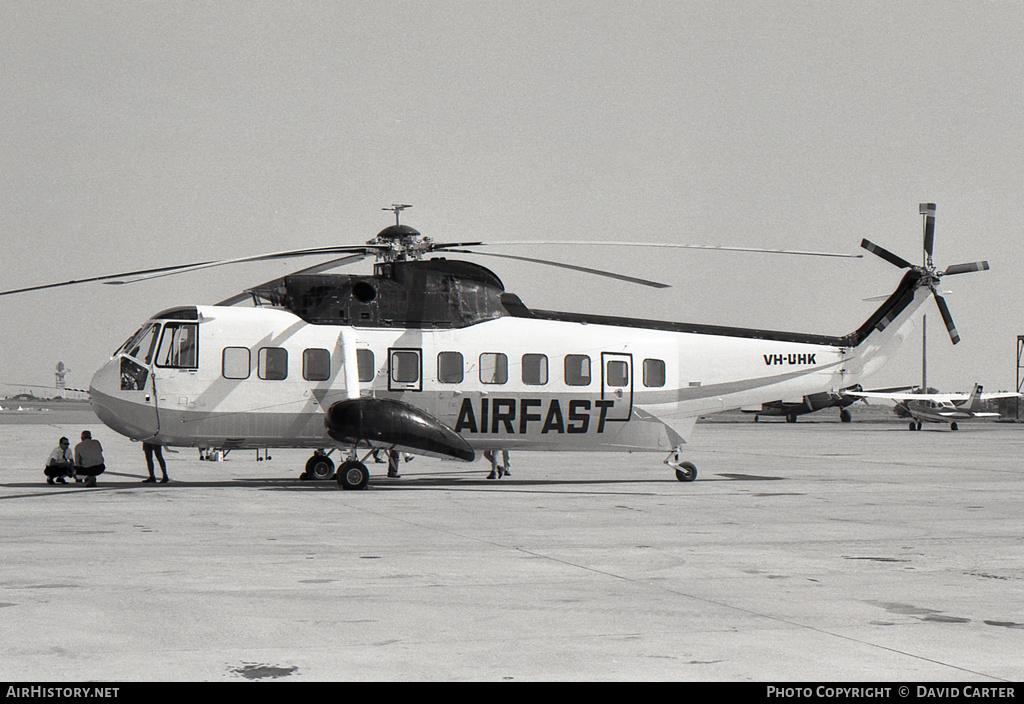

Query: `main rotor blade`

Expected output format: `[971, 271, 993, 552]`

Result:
[0, 261, 215, 297]
[430, 241, 484, 250]
[215, 254, 367, 306]
[446, 249, 670, 289]
[105, 246, 382, 285]
[941, 261, 990, 276]
[477, 241, 862, 258]
[933, 291, 960, 345]
[0, 245, 384, 297]
[861, 239, 914, 269]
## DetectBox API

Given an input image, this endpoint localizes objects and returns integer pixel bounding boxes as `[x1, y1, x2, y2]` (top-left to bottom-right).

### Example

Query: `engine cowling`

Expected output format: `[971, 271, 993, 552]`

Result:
[804, 391, 838, 412]
[326, 397, 475, 462]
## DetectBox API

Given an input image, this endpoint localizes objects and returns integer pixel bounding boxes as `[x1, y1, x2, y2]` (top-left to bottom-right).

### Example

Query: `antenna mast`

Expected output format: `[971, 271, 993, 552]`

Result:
[383, 203, 413, 226]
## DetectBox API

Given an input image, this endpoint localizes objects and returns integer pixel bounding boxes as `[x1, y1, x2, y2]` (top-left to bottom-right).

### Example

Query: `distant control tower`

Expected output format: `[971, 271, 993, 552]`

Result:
[55, 362, 67, 396]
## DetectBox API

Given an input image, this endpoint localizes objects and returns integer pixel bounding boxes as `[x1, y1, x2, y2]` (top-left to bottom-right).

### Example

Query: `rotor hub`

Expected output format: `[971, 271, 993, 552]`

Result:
[367, 224, 434, 262]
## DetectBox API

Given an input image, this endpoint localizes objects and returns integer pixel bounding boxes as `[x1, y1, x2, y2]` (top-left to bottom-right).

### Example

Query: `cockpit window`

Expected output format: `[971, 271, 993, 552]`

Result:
[123, 324, 160, 364]
[120, 357, 149, 391]
[116, 324, 151, 358]
[155, 323, 198, 369]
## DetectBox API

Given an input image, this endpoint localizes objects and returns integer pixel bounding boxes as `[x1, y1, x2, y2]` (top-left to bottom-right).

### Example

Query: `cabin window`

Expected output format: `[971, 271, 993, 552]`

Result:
[606, 360, 629, 387]
[258, 347, 288, 380]
[391, 351, 420, 383]
[155, 323, 198, 369]
[522, 354, 548, 385]
[357, 349, 375, 382]
[564, 354, 591, 386]
[222, 347, 251, 380]
[480, 353, 508, 384]
[438, 351, 464, 383]
[643, 359, 666, 388]
[303, 348, 331, 381]
[389, 348, 422, 391]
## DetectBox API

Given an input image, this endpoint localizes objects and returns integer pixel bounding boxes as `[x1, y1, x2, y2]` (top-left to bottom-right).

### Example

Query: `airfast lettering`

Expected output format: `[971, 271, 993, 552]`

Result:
[455, 398, 616, 434]
[763, 353, 816, 365]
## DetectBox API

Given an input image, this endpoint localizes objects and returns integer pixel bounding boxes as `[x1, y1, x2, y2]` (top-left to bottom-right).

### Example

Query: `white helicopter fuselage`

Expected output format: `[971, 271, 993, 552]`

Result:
[88, 281, 923, 459]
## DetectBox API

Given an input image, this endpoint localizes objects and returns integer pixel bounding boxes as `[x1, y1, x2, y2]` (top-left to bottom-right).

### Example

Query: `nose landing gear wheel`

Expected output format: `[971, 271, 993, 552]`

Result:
[337, 460, 369, 490]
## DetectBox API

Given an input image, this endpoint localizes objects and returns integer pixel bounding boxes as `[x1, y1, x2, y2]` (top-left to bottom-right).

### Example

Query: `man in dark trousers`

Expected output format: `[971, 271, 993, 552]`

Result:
[142, 441, 169, 483]
[73, 430, 105, 487]
[44, 436, 74, 484]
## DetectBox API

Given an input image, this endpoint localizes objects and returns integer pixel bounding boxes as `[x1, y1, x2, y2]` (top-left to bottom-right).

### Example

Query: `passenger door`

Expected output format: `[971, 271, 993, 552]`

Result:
[388, 348, 422, 392]
[601, 352, 633, 422]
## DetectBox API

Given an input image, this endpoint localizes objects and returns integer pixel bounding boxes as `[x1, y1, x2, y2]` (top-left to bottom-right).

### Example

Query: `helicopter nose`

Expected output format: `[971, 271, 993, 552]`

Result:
[88, 357, 159, 440]
[88, 358, 122, 427]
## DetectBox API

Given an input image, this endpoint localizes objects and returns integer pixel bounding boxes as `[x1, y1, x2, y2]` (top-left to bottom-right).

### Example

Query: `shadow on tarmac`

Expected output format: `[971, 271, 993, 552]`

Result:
[1, 468, 787, 500]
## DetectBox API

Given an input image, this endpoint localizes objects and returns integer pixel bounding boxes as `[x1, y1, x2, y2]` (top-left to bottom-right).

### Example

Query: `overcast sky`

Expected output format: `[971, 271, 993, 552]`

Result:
[2, 1, 1022, 397]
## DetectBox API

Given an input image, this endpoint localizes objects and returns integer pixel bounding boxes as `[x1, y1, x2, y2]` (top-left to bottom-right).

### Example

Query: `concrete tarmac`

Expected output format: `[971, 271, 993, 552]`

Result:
[1, 419, 1022, 682]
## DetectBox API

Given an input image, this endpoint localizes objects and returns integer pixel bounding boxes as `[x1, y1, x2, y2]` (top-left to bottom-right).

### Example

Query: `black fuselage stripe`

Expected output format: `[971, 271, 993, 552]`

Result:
[510, 270, 920, 349]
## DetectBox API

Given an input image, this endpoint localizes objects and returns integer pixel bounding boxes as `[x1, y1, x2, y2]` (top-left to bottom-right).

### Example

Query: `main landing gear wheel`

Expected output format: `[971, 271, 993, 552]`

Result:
[303, 454, 335, 480]
[337, 459, 369, 490]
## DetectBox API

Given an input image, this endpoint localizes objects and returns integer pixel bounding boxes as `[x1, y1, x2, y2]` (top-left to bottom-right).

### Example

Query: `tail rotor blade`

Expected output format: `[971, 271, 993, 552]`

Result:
[861, 239, 914, 269]
[941, 261, 990, 276]
[921, 203, 936, 260]
[933, 291, 960, 345]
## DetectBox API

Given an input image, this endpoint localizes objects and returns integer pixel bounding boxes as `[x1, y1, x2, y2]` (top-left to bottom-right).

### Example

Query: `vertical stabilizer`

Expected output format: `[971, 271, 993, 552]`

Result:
[961, 384, 984, 413]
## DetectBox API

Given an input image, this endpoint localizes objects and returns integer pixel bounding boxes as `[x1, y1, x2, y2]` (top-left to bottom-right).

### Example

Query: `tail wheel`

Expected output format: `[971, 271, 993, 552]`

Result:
[674, 462, 697, 482]
[337, 460, 369, 490]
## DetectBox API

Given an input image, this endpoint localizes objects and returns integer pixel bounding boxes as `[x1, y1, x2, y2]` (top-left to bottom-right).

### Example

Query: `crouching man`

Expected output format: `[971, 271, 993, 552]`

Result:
[44, 436, 74, 485]
[74, 430, 105, 487]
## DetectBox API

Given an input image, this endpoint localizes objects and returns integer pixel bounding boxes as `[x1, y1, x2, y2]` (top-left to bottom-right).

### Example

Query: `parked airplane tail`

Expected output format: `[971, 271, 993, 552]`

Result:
[962, 384, 985, 413]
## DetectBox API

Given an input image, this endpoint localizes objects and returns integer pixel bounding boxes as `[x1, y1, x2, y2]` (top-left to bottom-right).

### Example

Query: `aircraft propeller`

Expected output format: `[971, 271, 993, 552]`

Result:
[860, 203, 989, 344]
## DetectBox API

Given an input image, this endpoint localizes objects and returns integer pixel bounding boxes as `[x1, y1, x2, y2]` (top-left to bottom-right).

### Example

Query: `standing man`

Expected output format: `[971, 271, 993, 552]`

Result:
[74, 430, 105, 487]
[142, 441, 169, 484]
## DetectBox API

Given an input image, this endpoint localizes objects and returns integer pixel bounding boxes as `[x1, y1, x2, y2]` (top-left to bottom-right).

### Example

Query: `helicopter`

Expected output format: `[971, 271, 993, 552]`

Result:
[0, 203, 989, 488]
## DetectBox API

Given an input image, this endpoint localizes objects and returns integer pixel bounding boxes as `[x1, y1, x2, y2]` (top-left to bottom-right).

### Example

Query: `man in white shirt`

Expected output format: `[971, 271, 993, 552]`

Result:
[44, 436, 74, 485]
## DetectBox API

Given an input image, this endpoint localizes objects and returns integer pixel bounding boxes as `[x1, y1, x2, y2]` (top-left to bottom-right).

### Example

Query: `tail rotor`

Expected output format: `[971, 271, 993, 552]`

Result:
[860, 203, 988, 345]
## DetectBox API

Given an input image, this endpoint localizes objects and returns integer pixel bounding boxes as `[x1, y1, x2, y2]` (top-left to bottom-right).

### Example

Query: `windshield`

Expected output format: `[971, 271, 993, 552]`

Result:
[115, 323, 161, 364]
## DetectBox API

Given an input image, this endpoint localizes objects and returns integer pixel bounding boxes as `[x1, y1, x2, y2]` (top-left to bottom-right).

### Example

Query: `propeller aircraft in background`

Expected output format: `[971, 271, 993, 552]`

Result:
[741, 383, 907, 424]
[850, 384, 1019, 431]
[0, 203, 990, 487]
